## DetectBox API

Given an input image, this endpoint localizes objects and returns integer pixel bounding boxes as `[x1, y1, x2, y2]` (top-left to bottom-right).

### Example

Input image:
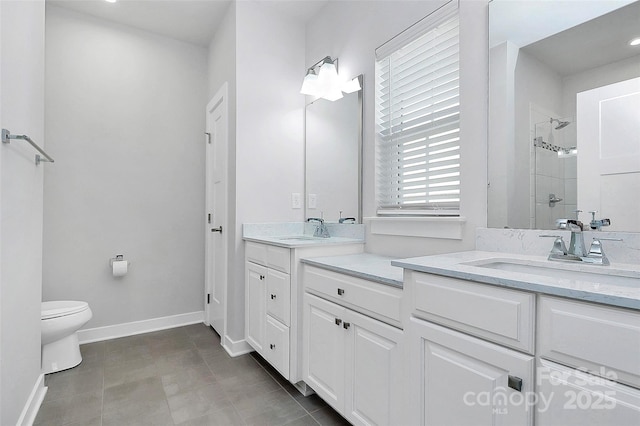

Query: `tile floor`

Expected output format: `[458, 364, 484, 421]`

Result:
[34, 323, 350, 426]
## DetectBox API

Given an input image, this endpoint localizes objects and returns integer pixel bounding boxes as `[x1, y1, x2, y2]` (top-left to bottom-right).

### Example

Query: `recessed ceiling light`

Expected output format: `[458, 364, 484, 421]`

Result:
[105, 0, 117, 3]
[630, 37, 640, 46]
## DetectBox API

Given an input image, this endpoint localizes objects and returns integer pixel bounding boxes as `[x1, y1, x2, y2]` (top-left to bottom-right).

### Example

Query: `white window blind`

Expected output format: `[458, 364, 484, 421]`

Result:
[375, 8, 460, 216]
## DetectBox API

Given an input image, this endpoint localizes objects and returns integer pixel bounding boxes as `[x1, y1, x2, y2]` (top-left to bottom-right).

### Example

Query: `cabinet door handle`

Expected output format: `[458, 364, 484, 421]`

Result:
[270, 294, 276, 299]
[270, 344, 275, 350]
[335, 318, 342, 326]
[343, 322, 351, 330]
[337, 288, 345, 296]
[259, 274, 265, 280]
[508, 375, 523, 392]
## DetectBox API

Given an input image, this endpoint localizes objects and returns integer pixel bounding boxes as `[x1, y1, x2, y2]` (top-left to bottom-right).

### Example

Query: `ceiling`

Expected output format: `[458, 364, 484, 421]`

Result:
[48, 0, 329, 47]
[522, 1, 640, 76]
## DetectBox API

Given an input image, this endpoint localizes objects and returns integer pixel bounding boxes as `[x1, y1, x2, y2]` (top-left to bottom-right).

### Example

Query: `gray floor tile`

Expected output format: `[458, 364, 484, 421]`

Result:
[284, 414, 321, 426]
[34, 390, 102, 426]
[103, 376, 167, 414]
[103, 354, 158, 388]
[294, 393, 328, 414]
[310, 406, 351, 426]
[162, 363, 217, 397]
[167, 382, 233, 424]
[37, 324, 347, 426]
[176, 404, 245, 426]
[154, 347, 207, 374]
[238, 388, 308, 426]
[44, 368, 104, 401]
[221, 374, 283, 405]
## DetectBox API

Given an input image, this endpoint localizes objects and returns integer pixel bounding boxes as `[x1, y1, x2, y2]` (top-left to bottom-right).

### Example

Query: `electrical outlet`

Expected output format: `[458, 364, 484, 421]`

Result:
[308, 193, 317, 209]
[291, 193, 302, 209]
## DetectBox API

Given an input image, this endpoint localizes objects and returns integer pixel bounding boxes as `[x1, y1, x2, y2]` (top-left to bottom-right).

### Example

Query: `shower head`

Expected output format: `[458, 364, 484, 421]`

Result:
[550, 117, 570, 130]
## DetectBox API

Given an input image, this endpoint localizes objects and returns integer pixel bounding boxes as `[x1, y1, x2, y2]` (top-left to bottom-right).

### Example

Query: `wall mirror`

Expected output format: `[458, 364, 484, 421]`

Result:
[305, 75, 363, 223]
[488, 0, 640, 232]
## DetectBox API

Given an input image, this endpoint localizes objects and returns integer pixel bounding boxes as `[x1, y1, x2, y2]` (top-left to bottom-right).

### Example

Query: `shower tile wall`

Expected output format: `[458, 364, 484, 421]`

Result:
[533, 120, 577, 229]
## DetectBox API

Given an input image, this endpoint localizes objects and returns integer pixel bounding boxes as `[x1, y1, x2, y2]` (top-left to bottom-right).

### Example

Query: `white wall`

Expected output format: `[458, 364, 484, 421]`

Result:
[205, 1, 306, 345]
[206, 1, 240, 344]
[0, 1, 46, 423]
[230, 0, 306, 340]
[306, 0, 488, 257]
[43, 6, 208, 329]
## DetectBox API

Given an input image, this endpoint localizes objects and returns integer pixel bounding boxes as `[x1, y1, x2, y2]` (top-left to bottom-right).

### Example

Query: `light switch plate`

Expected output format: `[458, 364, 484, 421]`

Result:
[291, 193, 302, 209]
[308, 193, 317, 209]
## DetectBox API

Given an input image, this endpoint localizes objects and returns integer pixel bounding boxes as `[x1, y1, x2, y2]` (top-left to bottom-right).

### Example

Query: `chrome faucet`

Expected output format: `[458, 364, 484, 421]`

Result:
[556, 218, 587, 257]
[541, 213, 621, 265]
[307, 217, 330, 238]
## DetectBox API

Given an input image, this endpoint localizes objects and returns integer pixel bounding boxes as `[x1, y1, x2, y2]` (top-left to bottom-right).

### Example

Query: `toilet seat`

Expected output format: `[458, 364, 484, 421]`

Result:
[42, 301, 89, 320]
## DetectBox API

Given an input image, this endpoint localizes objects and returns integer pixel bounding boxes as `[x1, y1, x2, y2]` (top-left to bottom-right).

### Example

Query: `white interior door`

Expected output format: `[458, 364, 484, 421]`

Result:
[577, 77, 640, 231]
[205, 83, 228, 336]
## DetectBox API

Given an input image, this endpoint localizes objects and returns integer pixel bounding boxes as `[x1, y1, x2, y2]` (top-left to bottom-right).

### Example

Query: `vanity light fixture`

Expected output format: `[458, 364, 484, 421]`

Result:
[300, 56, 361, 101]
[629, 37, 640, 46]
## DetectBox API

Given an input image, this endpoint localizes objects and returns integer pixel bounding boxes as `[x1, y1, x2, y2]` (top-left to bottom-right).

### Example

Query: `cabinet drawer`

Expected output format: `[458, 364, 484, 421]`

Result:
[266, 315, 290, 380]
[410, 272, 535, 353]
[538, 296, 640, 388]
[304, 265, 402, 326]
[537, 358, 640, 425]
[267, 269, 290, 326]
[245, 242, 291, 274]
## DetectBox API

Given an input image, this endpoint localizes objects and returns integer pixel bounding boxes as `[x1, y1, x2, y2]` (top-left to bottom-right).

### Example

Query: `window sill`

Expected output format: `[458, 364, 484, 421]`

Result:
[364, 216, 467, 240]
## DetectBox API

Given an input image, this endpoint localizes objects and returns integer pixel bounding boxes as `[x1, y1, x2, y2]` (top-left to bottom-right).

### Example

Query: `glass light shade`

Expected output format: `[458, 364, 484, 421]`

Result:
[341, 77, 361, 93]
[317, 61, 340, 91]
[323, 87, 344, 102]
[300, 72, 318, 95]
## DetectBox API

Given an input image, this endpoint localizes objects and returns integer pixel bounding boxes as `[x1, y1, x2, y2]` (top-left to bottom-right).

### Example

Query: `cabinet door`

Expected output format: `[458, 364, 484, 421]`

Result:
[303, 293, 346, 411]
[345, 309, 404, 426]
[246, 262, 267, 353]
[265, 315, 290, 380]
[536, 359, 640, 426]
[407, 317, 534, 426]
[266, 269, 290, 326]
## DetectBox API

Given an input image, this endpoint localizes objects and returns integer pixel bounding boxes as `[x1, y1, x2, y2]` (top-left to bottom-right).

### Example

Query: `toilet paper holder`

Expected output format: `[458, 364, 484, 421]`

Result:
[109, 254, 130, 266]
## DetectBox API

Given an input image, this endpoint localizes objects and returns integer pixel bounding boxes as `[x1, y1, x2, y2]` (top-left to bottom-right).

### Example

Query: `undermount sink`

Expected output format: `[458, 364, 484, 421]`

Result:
[276, 236, 323, 241]
[464, 258, 640, 287]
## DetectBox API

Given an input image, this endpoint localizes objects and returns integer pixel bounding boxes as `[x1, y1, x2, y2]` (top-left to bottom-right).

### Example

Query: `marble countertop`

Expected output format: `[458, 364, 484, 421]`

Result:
[243, 222, 365, 248]
[301, 253, 404, 288]
[243, 235, 365, 249]
[392, 251, 640, 310]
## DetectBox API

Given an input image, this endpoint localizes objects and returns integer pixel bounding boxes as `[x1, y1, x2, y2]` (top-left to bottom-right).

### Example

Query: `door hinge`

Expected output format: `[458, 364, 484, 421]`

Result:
[207, 213, 211, 224]
[207, 294, 211, 304]
[205, 132, 211, 144]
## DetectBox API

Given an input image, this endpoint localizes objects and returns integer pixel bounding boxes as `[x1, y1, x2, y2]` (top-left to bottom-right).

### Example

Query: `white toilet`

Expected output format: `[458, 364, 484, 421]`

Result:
[41, 301, 92, 374]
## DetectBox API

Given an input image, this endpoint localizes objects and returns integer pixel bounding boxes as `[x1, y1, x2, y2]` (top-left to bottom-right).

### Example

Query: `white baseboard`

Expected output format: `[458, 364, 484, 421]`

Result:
[17, 373, 47, 426]
[78, 311, 204, 344]
[222, 334, 253, 357]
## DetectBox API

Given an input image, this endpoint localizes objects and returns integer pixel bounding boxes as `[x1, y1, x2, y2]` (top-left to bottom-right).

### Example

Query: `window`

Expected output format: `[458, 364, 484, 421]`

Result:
[375, 4, 460, 216]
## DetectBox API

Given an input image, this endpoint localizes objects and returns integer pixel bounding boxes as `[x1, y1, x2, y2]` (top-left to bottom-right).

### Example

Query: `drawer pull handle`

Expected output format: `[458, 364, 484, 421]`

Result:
[270, 294, 276, 299]
[337, 288, 345, 296]
[508, 375, 523, 392]
[335, 318, 342, 326]
[270, 344, 275, 350]
[343, 322, 351, 330]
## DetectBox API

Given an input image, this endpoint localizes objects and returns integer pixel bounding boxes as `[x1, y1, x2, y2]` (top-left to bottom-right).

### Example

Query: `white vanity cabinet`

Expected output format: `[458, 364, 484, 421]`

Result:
[405, 271, 535, 426]
[400, 265, 640, 426]
[245, 242, 292, 378]
[536, 296, 640, 424]
[244, 240, 363, 385]
[303, 265, 404, 426]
